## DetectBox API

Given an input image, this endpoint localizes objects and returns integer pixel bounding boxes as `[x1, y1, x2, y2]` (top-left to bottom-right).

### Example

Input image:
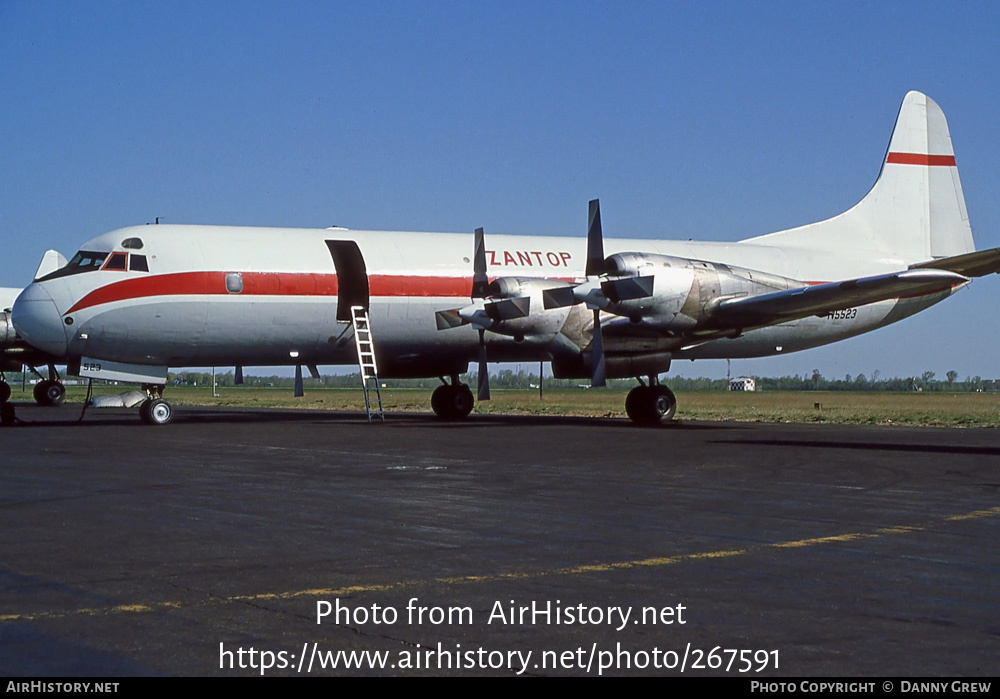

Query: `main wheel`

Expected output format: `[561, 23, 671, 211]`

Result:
[431, 385, 452, 419]
[0, 382, 10, 404]
[650, 385, 677, 422]
[430, 384, 475, 420]
[0, 403, 14, 426]
[625, 385, 652, 423]
[451, 384, 474, 419]
[625, 384, 677, 425]
[141, 398, 173, 425]
[33, 379, 65, 406]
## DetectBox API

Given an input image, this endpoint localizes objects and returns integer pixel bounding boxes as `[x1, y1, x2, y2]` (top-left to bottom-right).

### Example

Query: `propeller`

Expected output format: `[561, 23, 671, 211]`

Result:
[586, 200, 607, 388]
[472, 227, 491, 401]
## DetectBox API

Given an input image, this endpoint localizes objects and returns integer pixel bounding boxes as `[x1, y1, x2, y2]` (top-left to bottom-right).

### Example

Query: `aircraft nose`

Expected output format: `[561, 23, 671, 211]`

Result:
[11, 283, 69, 358]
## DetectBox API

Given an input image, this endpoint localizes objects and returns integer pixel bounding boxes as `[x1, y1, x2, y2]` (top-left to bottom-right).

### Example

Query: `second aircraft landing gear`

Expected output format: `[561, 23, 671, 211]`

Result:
[29, 365, 66, 406]
[431, 376, 475, 420]
[625, 377, 677, 426]
[1, 377, 13, 426]
[33, 379, 66, 406]
[138, 384, 172, 425]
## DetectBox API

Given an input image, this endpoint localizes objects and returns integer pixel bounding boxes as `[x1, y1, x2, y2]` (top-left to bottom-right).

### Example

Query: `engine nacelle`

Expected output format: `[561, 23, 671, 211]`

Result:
[552, 351, 673, 380]
[484, 277, 575, 340]
[0, 311, 16, 348]
[602, 252, 803, 330]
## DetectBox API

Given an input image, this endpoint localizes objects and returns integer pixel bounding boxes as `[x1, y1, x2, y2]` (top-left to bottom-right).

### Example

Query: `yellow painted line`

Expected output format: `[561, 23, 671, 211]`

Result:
[3, 506, 997, 623]
[945, 506, 1000, 521]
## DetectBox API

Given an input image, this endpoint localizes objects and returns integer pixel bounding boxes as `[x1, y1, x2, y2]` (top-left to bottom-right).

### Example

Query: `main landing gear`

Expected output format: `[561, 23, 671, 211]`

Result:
[30, 365, 66, 406]
[0, 377, 13, 426]
[430, 375, 475, 420]
[625, 376, 677, 426]
[138, 383, 172, 425]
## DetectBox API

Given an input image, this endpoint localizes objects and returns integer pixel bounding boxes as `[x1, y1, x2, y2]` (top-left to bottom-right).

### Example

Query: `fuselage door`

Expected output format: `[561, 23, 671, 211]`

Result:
[325, 240, 369, 322]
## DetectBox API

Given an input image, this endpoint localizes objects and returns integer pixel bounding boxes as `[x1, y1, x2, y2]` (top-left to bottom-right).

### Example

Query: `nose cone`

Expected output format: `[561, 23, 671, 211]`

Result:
[11, 284, 69, 358]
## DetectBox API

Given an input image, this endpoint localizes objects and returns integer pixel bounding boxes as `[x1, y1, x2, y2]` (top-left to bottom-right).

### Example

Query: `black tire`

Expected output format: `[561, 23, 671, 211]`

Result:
[626, 385, 676, 425]
[143, 398, 172, 425]
[0, 381, 10, 404]
[44, 381, 65, 406]
[139, 399, 152, 424]
[33, 379, 61, 406]
[625, 385, 651, 423]
[650, 385, 677, 422]
[431, 385, 452, 419]
[430, 384, 475, 420]
[451, 384, 474, 419]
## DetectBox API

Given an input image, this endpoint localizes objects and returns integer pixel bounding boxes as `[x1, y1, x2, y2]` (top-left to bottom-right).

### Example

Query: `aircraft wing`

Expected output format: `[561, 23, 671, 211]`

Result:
[909, 246, 1000, 278]
[710, 268, 968, 328]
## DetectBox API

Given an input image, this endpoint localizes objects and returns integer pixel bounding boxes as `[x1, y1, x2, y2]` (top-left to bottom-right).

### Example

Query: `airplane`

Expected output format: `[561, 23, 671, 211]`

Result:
[0, 250, 78, 420]
[2, 286, 68, 414]
[6, 91, 1000, 427]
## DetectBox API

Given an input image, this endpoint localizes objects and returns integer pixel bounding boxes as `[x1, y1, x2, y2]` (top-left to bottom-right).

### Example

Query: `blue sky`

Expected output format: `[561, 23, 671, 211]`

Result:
[3, 2, 999, 380]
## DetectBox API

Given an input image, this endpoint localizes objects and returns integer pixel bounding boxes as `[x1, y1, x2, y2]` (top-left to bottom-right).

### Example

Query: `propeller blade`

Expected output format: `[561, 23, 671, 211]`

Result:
[477, 329, 491, 401]
[601, 275, 655, 303]
[591, 308, 606, 388]
[586, 199, 606, 277]
[435, 309, 468, 330]
[542, 286, 577, 309]
[484, 296, 530, 321]
[472, 227, 489, 298]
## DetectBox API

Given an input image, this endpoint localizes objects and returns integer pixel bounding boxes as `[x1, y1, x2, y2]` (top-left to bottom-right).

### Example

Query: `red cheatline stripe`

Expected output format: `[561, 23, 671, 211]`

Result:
[64, 272, 574, 314]
[886, 152, 956, 166]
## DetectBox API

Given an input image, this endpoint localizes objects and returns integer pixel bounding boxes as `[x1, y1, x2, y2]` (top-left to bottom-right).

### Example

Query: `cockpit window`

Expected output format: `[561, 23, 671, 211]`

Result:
[36, 250, 110, 281]
[103, 252, 127, 271]
[130, 254, 149, 272]
[122, 237, 144, 249]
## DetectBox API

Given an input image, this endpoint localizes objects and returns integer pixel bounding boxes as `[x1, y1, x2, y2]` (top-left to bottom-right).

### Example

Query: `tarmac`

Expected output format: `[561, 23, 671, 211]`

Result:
[1, 402, 998, 676]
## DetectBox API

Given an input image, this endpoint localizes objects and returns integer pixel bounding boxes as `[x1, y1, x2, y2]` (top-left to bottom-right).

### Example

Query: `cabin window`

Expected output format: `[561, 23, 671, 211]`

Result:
[226, 273, 243, 293]
[130, 255, 149, 272]
[103, 252, 127, 271]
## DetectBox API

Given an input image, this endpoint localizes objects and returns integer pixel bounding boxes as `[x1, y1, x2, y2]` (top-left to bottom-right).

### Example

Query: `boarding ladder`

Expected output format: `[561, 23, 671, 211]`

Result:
[351, 305, 384, 423]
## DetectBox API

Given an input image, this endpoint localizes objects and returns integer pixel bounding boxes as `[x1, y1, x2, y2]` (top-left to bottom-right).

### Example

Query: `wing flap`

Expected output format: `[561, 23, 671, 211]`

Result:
[712, 269, 968, 327]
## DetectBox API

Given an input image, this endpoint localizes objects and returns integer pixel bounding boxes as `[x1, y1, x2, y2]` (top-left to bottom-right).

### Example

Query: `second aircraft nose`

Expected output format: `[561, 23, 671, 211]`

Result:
[11, 283, 69, 358]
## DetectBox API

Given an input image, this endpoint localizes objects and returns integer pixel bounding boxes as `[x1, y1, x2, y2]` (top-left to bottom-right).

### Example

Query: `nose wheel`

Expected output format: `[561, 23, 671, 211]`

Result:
[625, 379, 677, 425]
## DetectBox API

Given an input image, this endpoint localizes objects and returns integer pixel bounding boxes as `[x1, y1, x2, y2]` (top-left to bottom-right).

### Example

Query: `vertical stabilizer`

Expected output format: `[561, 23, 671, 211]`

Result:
[743, 92, 974, 261]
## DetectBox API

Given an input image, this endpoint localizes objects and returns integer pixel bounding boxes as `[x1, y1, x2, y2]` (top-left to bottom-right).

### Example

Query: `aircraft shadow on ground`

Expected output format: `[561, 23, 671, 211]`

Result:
[716, 437, 1000, 457]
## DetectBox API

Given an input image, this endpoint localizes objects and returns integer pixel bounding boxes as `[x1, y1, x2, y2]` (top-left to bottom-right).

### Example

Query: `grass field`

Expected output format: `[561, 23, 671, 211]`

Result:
[7, 383, 999, 427]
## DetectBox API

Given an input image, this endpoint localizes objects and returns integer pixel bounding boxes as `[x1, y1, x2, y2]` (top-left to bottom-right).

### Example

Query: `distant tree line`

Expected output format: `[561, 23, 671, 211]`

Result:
[164, 368, 1000, 392]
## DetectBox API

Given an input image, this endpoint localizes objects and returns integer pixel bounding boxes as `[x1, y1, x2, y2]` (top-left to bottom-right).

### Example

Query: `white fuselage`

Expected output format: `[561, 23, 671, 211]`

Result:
[11, 223, 951, 380]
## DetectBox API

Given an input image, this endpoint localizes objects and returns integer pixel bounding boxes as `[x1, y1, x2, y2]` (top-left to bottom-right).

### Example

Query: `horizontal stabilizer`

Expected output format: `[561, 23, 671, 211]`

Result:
[714, 269, 968, 327]
[910, 246, 1000, 278]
